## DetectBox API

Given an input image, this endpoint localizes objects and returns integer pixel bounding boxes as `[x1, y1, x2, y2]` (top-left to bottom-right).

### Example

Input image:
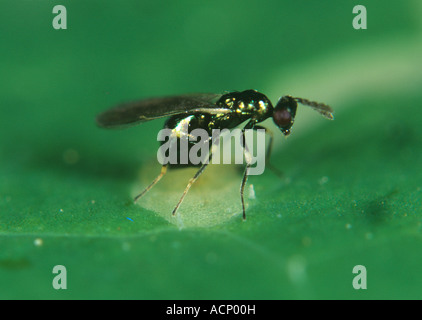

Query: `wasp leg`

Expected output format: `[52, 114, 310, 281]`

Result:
[240, 129, 254, 220]
[135, 129, 185, 203]
[134, 165, 168, 203]
[254, 125, 283, 179]
[171, 136, 218, 217]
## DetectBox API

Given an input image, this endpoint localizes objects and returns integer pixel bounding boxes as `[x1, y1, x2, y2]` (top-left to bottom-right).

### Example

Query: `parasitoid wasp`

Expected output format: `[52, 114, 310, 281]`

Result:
[97, 89, 334, 220]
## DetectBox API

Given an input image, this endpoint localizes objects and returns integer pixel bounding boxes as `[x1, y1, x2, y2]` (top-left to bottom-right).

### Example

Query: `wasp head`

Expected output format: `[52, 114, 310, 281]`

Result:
[272, 95, 297, 136]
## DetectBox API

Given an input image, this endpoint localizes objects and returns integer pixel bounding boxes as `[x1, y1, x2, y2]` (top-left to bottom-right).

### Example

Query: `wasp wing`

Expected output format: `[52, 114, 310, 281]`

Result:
[96, 93, 229, 129]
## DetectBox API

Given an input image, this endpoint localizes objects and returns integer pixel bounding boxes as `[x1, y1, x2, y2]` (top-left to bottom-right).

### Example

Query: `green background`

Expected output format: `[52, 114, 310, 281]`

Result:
[1, 0, 421, 299]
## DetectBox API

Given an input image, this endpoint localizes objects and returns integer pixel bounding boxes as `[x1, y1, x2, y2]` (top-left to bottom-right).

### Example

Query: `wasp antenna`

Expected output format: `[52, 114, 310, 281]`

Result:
[293, 97, 334, 120]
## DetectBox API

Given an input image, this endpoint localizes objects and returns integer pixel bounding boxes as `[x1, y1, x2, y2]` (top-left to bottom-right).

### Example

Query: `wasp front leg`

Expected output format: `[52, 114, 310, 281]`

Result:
[239, 128, 254, 220]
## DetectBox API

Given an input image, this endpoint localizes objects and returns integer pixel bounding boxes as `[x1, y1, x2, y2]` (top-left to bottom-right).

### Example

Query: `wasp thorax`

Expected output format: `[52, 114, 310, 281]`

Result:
[219, 90, 270, 110]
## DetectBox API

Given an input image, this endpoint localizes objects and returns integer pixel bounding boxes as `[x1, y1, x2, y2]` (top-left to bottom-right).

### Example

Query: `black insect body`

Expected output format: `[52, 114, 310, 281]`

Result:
[97, 89, 333, 220]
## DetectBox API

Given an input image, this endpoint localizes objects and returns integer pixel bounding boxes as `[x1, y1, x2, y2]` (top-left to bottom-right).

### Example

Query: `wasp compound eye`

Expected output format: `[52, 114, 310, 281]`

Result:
[273, 107, 292, 127]
[273, 96, 297, 135]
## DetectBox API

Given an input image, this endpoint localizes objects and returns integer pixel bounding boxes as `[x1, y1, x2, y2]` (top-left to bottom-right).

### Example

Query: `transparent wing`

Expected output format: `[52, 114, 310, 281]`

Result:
[96, 93, 227, 128]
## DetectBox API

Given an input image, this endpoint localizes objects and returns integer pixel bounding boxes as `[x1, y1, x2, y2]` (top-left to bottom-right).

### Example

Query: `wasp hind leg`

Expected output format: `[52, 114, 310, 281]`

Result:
[134, 164, 168, 203]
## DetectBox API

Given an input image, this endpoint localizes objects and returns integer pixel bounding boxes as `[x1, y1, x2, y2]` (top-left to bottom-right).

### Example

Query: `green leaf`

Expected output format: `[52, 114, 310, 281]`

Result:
[1, 0, 421, 299]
